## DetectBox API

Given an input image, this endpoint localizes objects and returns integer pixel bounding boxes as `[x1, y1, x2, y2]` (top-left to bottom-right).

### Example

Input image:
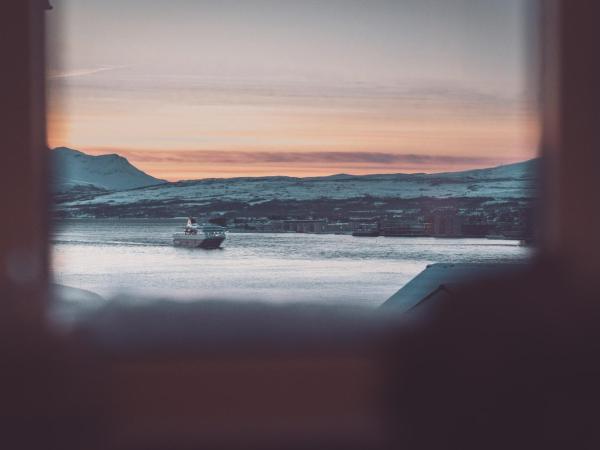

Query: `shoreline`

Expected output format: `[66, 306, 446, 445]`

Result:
[52, 218, 528, 241]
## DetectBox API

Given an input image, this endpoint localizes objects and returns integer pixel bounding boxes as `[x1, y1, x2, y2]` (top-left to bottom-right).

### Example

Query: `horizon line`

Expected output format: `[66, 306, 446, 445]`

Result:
[51, 146, 536, 182]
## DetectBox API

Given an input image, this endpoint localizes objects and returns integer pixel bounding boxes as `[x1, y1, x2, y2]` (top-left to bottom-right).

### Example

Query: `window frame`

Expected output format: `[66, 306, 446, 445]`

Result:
[5, 1, 600, 448]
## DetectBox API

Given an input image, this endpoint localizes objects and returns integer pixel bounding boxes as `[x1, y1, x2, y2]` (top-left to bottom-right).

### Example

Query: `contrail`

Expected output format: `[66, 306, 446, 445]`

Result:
[48, 65, 130, 79]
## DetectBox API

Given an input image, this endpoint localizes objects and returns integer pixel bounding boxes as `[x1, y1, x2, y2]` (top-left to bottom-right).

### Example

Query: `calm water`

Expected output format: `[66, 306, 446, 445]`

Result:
[52, 219, 531, 307]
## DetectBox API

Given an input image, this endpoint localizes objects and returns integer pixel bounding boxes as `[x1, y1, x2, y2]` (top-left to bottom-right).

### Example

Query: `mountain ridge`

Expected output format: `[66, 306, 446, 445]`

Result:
[52, 147, 537, 218]
[53, 146, 536, 186]
[172, 158, 537, 184]
[52, 147, 166, 192]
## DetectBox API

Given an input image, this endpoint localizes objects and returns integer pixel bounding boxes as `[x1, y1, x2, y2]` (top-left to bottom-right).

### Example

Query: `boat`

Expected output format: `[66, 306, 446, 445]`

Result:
[485, 234, 507, 240]
[352, 224, 380, 237]
[173, 217, 226, 249]
[519, 237, 535, 247]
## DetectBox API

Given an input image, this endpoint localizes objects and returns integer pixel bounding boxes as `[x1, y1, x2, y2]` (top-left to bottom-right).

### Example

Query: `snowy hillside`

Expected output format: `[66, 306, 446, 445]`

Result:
[57, 157, 537, 215]
[52, 147, 166, 192]
[437, 159, 538, 180]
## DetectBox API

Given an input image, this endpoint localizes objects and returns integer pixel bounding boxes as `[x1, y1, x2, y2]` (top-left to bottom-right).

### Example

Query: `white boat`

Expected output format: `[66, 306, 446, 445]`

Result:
[173, 217, 226, 249]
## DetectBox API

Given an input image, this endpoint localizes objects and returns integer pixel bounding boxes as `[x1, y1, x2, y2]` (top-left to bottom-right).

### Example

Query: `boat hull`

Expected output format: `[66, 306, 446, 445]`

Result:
[173, 235, 225, 249]
[352, 231, 380, 237]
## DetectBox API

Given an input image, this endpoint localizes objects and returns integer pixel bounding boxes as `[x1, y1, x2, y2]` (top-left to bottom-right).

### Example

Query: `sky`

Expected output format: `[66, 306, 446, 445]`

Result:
[47, 0, 538, 180]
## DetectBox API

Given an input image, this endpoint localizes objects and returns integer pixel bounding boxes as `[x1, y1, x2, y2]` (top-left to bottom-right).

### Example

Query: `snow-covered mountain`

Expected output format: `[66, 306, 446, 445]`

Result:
[52, 147, 166, 192]
[436, 158, 537, 180]
[56, 156, 537, 218]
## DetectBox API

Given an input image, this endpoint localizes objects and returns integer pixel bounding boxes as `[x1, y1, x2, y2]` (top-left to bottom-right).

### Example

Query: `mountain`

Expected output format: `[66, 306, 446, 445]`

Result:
[52, 147, 166, 192]
[54, 153, 538, 218]
[436, 158, 538, 180]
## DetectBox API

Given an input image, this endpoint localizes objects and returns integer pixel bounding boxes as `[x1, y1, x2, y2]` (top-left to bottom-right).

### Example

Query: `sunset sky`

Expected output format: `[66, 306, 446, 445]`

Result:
[47, 0, 538, 181]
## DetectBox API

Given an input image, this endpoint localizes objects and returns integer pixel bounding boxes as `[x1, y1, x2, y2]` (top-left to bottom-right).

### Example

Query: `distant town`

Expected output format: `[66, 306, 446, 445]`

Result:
[195, 198, 534, 240]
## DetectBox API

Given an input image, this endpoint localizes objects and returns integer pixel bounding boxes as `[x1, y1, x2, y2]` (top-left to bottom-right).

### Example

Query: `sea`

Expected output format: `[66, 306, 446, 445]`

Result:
[52, 219, 532, 307]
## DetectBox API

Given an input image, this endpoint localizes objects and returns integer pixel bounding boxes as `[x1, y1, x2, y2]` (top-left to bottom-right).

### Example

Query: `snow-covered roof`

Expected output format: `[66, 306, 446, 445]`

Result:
[381, 262, 525, 312]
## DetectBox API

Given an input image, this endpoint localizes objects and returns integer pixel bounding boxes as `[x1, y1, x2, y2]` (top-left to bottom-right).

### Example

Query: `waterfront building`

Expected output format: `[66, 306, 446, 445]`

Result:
[282, 219, 327, 233]
[432, 208, 463, 237]
[380, 219, 431, 237]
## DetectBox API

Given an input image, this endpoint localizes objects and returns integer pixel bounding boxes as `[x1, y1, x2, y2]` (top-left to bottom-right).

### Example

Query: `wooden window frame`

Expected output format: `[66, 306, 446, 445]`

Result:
[2, 1, 600, 448]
